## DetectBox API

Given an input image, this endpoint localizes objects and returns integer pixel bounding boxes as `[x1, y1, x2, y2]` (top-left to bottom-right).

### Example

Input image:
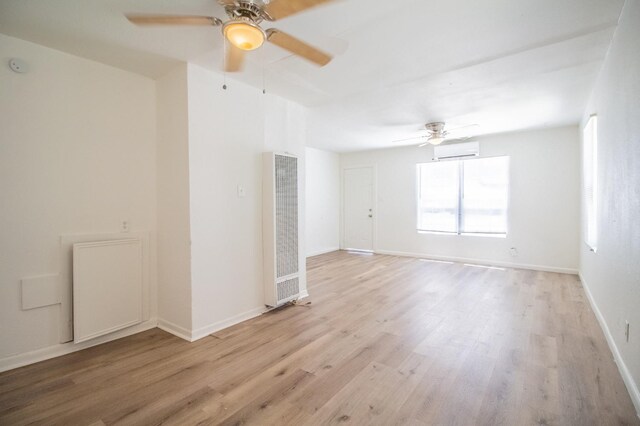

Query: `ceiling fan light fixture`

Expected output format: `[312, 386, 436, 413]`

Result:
[429, 137, 445, 145]
[223, 19, 265, 51]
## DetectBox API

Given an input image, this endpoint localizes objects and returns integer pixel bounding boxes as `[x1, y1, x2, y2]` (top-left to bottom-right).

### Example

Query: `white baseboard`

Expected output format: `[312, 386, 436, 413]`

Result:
[306, 247, 340, 258]
[157, 318, 193, 342]
[1, 305, 277, 372]
[374, 249, 578, 275]
[190, 306, 266, 342]
[579, 273, 640, 417]
[0, 319, 158, 373]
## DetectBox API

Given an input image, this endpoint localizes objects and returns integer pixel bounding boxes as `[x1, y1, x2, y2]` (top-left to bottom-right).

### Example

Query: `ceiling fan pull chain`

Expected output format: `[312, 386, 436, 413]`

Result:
[223, 40, 228, 90]
[261, 46, 266, 95]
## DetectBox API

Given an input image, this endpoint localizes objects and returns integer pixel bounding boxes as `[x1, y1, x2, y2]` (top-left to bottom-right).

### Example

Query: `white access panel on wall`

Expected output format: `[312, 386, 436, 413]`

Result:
[263, 152, 301, 307]
[73, 239, 143, 343]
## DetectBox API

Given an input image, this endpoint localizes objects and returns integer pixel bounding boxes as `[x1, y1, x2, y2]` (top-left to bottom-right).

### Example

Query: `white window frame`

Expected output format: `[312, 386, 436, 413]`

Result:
[583, 115, 598, 252]
[416, 156, 509, 237]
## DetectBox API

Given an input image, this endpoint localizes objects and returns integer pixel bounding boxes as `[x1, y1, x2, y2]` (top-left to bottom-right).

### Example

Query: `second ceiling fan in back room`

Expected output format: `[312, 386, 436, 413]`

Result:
[126, 0, 335, 72]
[393, 122, 479, 146]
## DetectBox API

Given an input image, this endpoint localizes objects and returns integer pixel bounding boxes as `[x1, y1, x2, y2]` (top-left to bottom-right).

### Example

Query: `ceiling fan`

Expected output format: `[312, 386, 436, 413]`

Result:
[393, 122, 479, 146]
[126, 0, 335, 72]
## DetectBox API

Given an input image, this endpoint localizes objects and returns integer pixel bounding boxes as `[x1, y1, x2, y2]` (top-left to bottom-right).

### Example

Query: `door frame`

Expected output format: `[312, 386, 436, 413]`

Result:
[340, 164, 378, 252]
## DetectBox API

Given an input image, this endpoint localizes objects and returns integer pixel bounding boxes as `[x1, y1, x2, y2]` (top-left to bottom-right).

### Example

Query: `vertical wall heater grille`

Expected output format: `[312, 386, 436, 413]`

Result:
[263, 153, 301, 307]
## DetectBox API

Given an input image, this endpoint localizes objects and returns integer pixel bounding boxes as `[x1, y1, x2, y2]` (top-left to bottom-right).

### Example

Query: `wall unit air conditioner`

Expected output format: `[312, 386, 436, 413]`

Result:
[263, 152, 301, 308]
[433, 141, 479, 160]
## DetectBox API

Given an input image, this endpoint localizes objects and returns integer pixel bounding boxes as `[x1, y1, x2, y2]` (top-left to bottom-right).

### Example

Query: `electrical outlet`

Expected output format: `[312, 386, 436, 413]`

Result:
[625, 321, 630, 342]
[509, 247, 518, 258]
[121, 220, 130, 233]
[237, 185, 246, 198]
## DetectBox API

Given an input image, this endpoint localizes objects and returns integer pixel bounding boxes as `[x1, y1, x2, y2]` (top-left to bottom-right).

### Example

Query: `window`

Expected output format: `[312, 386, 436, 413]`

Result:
[583, 115, 598, 251]
[417, 156, 509, 235]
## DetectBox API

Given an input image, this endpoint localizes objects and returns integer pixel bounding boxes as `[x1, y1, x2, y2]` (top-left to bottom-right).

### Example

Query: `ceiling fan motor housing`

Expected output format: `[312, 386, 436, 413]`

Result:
[227, 1, 272, 22]
[425, 122, 446, 134]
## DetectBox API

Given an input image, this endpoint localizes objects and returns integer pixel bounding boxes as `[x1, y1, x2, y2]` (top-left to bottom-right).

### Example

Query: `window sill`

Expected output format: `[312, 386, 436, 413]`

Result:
[417, 230, 507, 239]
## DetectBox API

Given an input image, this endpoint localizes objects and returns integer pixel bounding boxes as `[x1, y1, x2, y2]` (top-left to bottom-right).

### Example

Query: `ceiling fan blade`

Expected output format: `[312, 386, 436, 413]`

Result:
[418, 141, 432, 147]
[446, 123, 479, 132]
[443, 136, 472, 143]
[266, 29, 332, 66]
[225, 43, 246, 72]
[264, 0, 336, 20]
[392, 135, 427, 143]
[126, 15, 222, 26]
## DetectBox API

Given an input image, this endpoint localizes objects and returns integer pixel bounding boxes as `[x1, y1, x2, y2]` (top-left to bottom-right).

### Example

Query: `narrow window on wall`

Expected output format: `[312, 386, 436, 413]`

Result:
[583, 115, 598, 251]
[417, 156, 509, 236]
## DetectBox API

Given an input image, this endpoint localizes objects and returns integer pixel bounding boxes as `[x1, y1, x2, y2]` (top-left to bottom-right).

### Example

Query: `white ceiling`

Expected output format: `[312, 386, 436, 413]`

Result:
[0, 0, 624, 152]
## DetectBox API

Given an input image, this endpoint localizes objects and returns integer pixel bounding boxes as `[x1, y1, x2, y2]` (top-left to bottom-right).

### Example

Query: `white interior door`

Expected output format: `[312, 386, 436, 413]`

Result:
[343, 167, 374, 251]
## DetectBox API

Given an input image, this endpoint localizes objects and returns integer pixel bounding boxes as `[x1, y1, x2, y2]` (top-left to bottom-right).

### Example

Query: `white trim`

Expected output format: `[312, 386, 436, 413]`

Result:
[306, 247, 340, 258]
[0, 319, 157, 373]
[157, 319, 193, 342]
[343, 248, 374, 253]
[374, 249, 578, 274]
[579, 273, 640, 418]
[1, 305, 278, 372]
[190, 306, 266, 342]
[298, 290, 310, 299]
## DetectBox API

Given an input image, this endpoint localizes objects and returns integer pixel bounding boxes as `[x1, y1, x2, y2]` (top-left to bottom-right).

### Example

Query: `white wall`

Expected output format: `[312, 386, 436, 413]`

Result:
[0, 34, 157, 360]
[341, 126, 580, 272]
[0, 34, 314, 366]
[186, 64, 308, 338]
[579, 0, 640, 414]
[305, 147, 340, 257]
[156, 64, 192, 337]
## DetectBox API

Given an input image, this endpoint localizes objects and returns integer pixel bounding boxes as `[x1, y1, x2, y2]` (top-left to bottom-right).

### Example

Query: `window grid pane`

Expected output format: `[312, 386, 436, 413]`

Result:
[417, 156, 509, 236]
[461, 157, 509, 234]
[417, 161, 459, 233]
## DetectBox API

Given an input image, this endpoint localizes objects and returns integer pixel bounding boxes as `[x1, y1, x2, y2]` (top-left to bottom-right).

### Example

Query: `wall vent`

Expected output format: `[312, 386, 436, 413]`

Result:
[277, 277, 300, 302]
[263, 153, 302, 307]
[433, 141, 479, 160]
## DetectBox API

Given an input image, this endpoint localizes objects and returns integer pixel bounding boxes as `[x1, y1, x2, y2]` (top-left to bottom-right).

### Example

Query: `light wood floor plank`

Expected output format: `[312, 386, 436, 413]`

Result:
[0, 251, 637, 425]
